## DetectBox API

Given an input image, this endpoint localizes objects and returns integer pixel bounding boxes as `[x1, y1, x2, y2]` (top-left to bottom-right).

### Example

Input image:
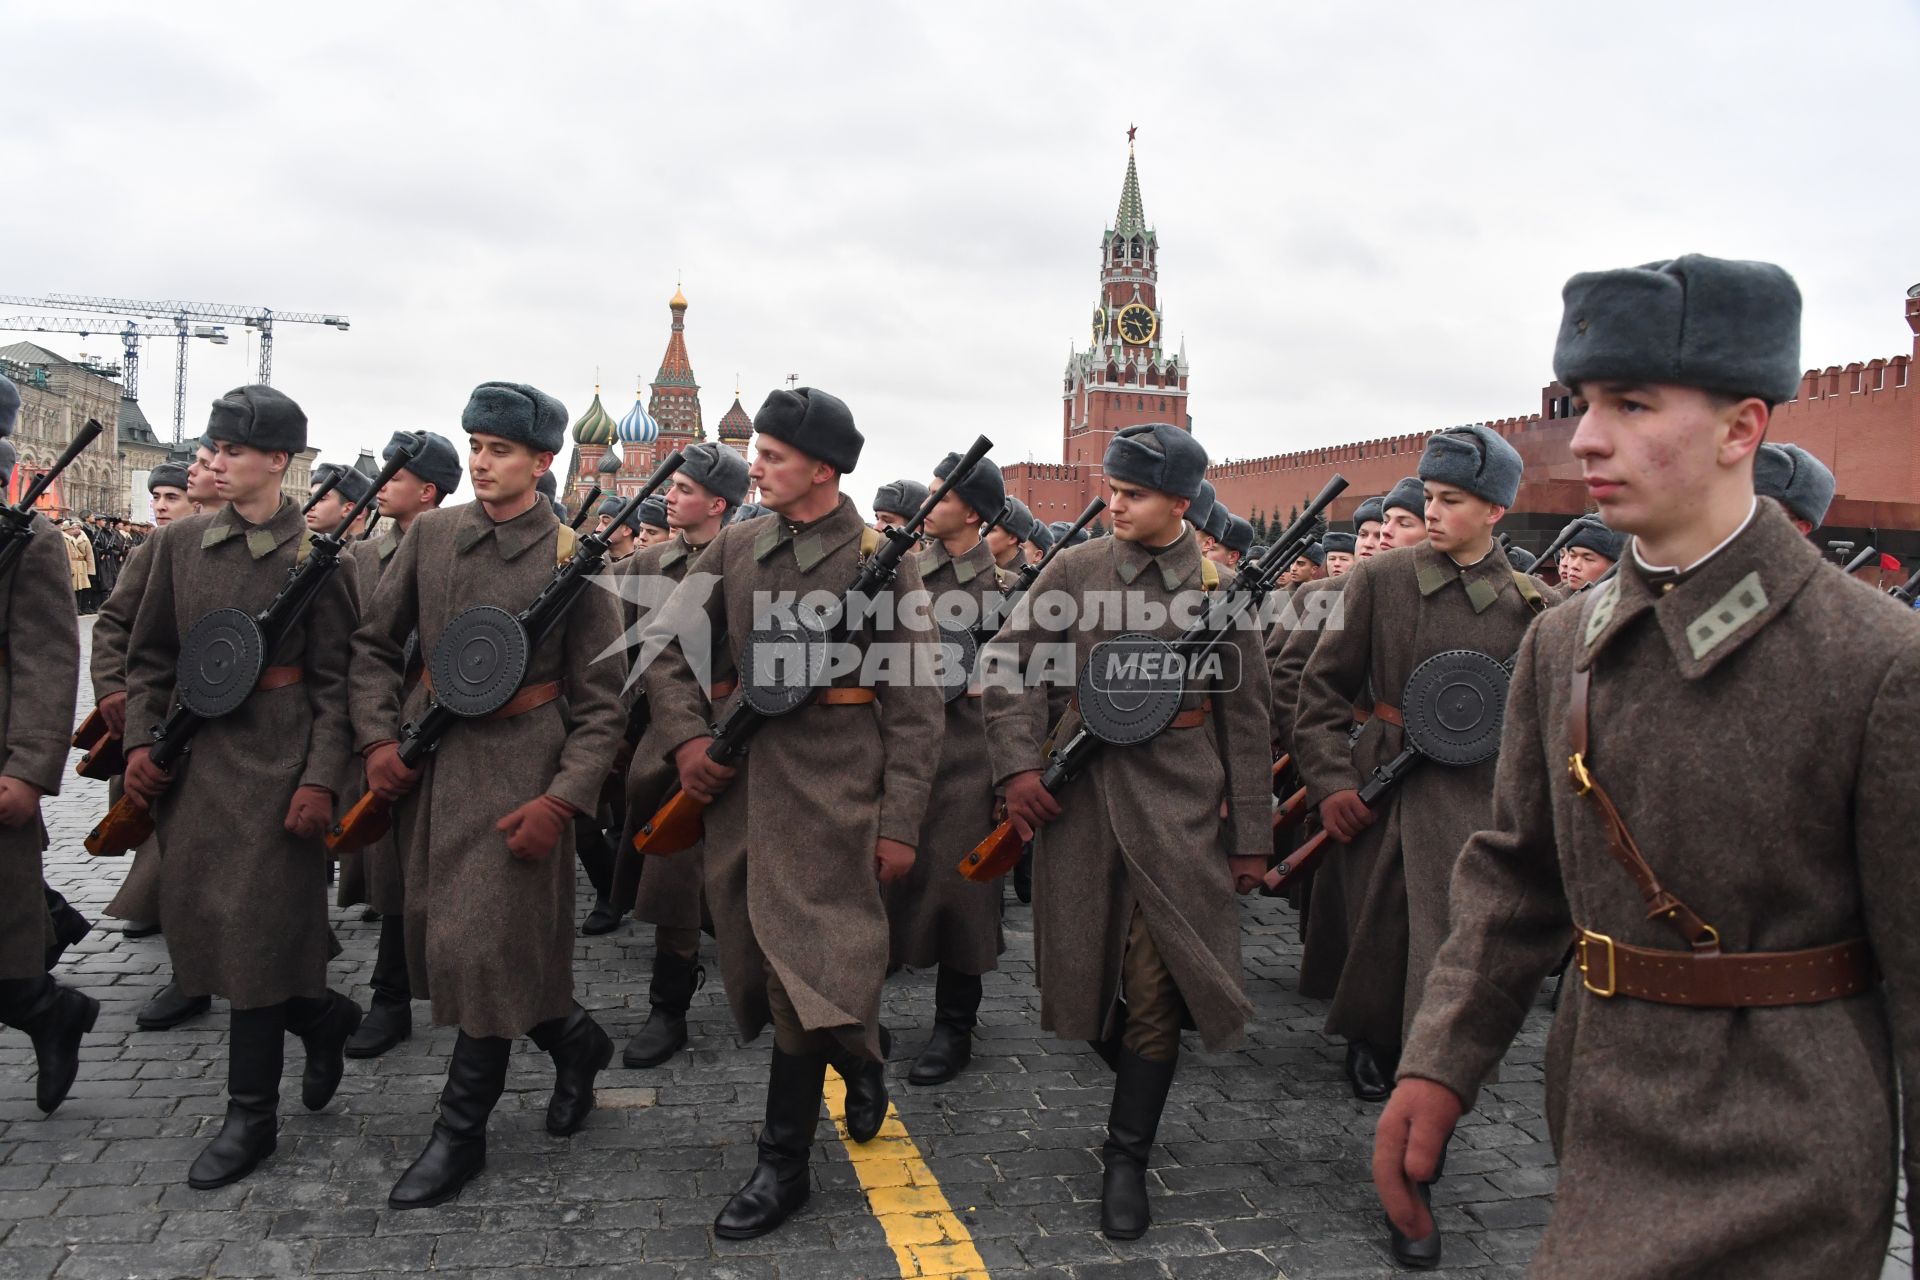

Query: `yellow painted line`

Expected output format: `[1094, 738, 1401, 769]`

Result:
[822, 1071, 991, 1279]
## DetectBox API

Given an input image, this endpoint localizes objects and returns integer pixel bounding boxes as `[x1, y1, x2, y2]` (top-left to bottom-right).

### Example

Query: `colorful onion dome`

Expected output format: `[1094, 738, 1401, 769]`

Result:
[571, 389, 618, 446]
[618, 392, 659, 444]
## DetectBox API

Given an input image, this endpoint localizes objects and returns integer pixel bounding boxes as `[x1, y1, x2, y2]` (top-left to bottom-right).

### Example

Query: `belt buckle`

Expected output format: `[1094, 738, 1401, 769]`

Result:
[1568, 752, 1594, 796]
[1577, 929, 1617, 998]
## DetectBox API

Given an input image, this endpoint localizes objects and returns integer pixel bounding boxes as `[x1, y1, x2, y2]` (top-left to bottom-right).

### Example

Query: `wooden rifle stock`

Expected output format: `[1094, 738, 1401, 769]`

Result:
[327, 788, 393, 854]
[631, 783, 708, 857]
[85, 793, 151, 858]
[1270, 786, 1309, 830]
[1269, 752, 1291, 779]
[958, 818, 1024, 883]
[72, 707, 125, 781]
[1263, 828, 1331, 892]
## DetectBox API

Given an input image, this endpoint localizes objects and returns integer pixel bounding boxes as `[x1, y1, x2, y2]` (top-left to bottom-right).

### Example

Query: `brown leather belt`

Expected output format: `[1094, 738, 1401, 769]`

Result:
[422, 672, 566, 720]
[711, 678, 738, 701]
[1574, 927, 1877, 1007]
[1368, 700, 1403, 727]
[816, 687, 877, 706]
[257, 666, 304, 691]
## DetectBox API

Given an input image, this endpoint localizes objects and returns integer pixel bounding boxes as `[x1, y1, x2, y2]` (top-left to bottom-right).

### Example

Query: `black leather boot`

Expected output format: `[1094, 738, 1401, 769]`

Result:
[346, 914, 412, 1059]
[1101, 1047, 1178, 1240]
[529, 1004, 614, 1136]
[1387, 1139, 1447, 1268]
[715, 1047, 827, 1239]
[43, 885, 90, 971]
[137, 981, 212, 1031]
[1089, 1000, 1130, 1072]
[285, 991, 363, 1111]
[188, 1006, 282, 1189]
[0, 975, 99, 1115]
[833, 1025, 891, 1144]
[1012, 846, 1033, 905]
[909, 967, 980, 1087]
[622, 949, 703, 1068]
[1346, 1039, 1394, 1103]
[389, 1032, 510, 1209]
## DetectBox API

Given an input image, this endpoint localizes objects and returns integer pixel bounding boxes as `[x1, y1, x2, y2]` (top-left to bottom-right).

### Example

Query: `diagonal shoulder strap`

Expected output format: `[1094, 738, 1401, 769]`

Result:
[1199, 557, 1220, 591]
[1512, 570, 1546, 616]
[1569, 666, 1722, 952]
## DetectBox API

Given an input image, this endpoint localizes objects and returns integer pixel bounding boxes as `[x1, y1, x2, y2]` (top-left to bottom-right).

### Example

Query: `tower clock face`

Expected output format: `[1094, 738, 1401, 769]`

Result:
[1092, 306, 1106, 343]
[1117, 302, 1157, 345]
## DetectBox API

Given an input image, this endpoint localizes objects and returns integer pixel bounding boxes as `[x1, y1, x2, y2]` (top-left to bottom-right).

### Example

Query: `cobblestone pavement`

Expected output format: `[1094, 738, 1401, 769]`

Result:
[4, 621, 1909, 1279]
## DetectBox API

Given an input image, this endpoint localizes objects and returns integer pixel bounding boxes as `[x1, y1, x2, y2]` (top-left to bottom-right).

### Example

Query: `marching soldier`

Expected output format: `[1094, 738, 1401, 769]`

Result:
[338, 429, 463, 1060]
[1049, 518, 1092, 550]
[186, 438, 226, 516]
[1294, 427, 1556, 1267]
[643, 388, 943, 1238]
[305, 463, 372, 538]
[985, 497, 1033, 573]
[986, 422, 1272, 1240]
[1321, 531, 1356, 577]
[1209, 513, 1254, 568]
[1377, 255, 1920, 1278]
[872, 479, 929, 534]
[350, 384, 626, 1208]
[616, 440, 750, 1064]
[0, 376, 95, 1116]
[887, 450, 1009, 1086]
[94, 461, 210, 1029]
[635, 495, 672, 549]
[1023, 515, 1052, 565]
[1753, 440, 1835, 536]
[121, 387, 364, 1189]
[1556, 514, 1626, 592]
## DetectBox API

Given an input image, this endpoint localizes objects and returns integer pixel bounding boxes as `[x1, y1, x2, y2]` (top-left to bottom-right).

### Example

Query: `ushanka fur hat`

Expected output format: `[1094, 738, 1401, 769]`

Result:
[873, 479, 930, 520]
[1382, 476, 1425, 520]
[678, 441, 750, 508]
[385, 430, 463, 497]
[462, 382, 567, 453]
[1103, 422, 1207, 502]
[1185, 480, 1218, 531]
[754, 387, 862, 474]
[934, 451, 1006, 523]
[206, 385, 308, 453]
[1565, 513, 1628, 562]
[1419, 426, 1523, 508]
[1752, 442, 1835, 527]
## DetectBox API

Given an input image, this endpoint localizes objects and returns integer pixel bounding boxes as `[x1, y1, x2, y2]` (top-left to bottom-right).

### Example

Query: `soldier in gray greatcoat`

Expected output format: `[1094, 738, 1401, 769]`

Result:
[1753, 440, 1835, 537]
[350, 385, 627, 1210]
[886, 450, 1010, 1086]
[644, 388, 943, 1239]
[616, 441, 748, 1066]
[1379, 255, 1920, 1278]
[986, 423, 1272, 1241]
[123, 387, 364, 1191]
[336, 430, 461, 1060]
[0, 376, 95, 1117]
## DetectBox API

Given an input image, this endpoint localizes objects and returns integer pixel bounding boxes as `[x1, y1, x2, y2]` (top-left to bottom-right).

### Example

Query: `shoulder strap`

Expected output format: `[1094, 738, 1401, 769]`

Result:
[556, 525, 577, 565]
[295, 530, 316, 566]
[1199, 557, 1220, 591]
[859, 527, 883, 557]
[1569, 666, 1721, 951]
[1512, 569, 1546, 615]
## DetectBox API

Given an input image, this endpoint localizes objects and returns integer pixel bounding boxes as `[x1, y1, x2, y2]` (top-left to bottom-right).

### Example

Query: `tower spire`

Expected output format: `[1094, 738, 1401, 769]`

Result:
[1115, 127, 1145, 236]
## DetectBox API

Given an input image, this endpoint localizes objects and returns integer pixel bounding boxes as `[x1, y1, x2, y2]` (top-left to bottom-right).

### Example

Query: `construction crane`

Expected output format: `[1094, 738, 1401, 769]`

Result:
[0, 313, 229, 442]
[0, 293, 349, 439]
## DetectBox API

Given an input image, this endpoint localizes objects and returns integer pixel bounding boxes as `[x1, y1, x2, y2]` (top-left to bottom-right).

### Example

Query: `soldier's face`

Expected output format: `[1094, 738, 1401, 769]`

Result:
[149, 486, 190, 527]
[1326, 551, 1354, 577]
[606, 523, 635, 556]
[1570, 381, 1768, 539]
[922, 483, 977, 541]
[1560, 546, 1613, 589]
[206, 442, 285, 503]
[984, 524, 1020, 561]
[749, 436, 831, 513]
[873, 511, 907, 532]
[378, 469, 436, 519]
[1107, 481, 1185, 543]
[468, 435, 546, 506]
[1380, 508, 1426, 549]
[305, 487, 352, 534]
[637, 524, 670, 548]
[1424, 483, 1502, 555]
[666, 473, 724, 530]
[1356, 521, 1384, 558]
[1024, 540, 1046, 564]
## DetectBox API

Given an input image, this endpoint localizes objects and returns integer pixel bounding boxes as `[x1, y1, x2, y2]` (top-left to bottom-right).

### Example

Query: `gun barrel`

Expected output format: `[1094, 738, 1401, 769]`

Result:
[300, 469, 341, 515]
[569, 482, 602, 530]
[1841, 543, 1878, 576]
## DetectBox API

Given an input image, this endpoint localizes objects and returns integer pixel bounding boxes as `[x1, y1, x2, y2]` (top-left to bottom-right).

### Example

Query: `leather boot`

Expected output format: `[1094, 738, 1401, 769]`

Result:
[188, 1006, 282, 1189]
[715, 1047, 826, 1239]
[1345, 1039, 1393, 1103]
[346, 914, 412, 1059]
[285, 991, 363, 1111]
[43, 885, 90, 971]
[1089, 999, 1130, 1072]
[622, 949, 703, 1068]
[137, 981, 212, 1031]
[389, 1032, 510, 1209]
[1012, 847, 1033, 905]
[909, 967, 980, 1087]
[121, 919, 161, 939]
[1387, 1138, 1447, 1268]
[581, 894, 625, 936]
[529, 1004, 614, 1136]
[833, 1025, 891, 1144]
[0, 976, 100, 1115]
[1100, 1047, 1178, 1240]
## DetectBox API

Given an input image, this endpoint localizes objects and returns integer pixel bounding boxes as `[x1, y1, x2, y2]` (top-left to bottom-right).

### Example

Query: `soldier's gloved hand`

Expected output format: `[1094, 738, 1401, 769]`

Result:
[498, 793, 576, 860]
[123, 746, 172, 807]
[0, 776, 43, 827]
[283, 785, 335, 839]
[1002, 770, 1061, 841]
[98, 691, 129, 738]
[874, 837, 916, 884]
[1319, 789, 1376, 843]
[1373, 1077, 1463, 1243]
[674, 736, 737, 804]
[364, 741, 422, 802]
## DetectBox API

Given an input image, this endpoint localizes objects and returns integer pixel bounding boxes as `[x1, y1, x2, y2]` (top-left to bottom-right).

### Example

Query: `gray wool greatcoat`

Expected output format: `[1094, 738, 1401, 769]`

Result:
[981, 529, 1271, 1051]
[1294, 541, 1555, 1047]
[1401, 500, 1920, 1279]
[336, 525, 409, 914]
[885, 536, 1007, 976]
[0, 518, 81, 980]
[350, 498, 626, 1040]
[90, 538, 164, 924]
[619, 533, 729, 933]
[644, 495, 943, 1062]
[123, 499, 356, 1009]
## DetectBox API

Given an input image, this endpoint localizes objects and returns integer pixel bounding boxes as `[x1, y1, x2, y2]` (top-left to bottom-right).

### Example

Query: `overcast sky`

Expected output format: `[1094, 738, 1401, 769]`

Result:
[7, 2, 1916, 508]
